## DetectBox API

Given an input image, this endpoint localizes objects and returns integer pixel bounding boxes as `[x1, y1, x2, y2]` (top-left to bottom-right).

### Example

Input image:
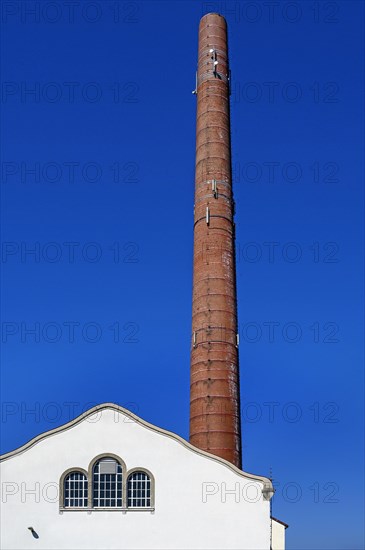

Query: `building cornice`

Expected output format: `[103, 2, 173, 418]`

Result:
[0, 402, 273, 493]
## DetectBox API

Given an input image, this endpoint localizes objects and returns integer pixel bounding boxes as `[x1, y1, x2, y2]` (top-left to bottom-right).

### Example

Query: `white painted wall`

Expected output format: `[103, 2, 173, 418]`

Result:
[1, 405, 272, 550]
[272, 518, 286, 550]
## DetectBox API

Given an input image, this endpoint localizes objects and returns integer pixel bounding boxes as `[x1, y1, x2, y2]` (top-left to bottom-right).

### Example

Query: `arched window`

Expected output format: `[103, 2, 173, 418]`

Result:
[63, 471, 88, 507]
[127, 471, 151, 508]
[92, 457, 123, 507]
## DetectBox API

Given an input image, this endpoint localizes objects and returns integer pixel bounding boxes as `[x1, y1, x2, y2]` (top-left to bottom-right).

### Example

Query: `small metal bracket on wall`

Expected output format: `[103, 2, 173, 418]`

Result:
[210, 48, 218, 75]
[212, 179, 218, 198]
[192, 71, 198, 95]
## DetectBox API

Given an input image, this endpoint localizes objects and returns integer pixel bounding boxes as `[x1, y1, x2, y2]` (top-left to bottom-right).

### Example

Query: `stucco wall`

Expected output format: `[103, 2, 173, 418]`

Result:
[1, 406, 271, 550]
[272, 518, 286, 550]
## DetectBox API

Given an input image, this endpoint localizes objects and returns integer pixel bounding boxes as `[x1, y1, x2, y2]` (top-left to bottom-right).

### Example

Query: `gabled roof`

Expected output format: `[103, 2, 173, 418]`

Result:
[0, 402, 272, 489]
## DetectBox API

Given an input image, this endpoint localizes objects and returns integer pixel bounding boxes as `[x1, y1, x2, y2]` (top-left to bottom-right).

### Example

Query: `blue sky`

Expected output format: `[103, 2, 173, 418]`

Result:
[1, 1, 364, 548]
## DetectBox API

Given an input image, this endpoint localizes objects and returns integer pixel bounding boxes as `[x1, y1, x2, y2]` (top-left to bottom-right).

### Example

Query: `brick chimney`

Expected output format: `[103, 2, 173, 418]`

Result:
[190, 13, 242, 469]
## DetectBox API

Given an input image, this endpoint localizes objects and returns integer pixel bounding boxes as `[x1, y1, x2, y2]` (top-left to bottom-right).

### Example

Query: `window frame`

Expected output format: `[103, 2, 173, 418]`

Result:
[59, 467, 88, 509]
[90, 454, 124, 508]
[126, 468, 155, 509]
[88, 453, 126, 509]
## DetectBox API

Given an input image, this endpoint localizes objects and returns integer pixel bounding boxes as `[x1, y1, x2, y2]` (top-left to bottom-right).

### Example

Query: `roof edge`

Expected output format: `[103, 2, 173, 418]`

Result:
[271, 516, 289, 529]
[0, 402, 272, 488]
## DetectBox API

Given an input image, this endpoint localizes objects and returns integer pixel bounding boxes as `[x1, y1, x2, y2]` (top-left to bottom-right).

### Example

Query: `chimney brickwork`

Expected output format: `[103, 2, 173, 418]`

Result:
[190, 13, 242, 469]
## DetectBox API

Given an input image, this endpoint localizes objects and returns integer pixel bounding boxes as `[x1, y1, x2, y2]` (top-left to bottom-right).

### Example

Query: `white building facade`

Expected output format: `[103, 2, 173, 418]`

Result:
[0, 403, 285, 550]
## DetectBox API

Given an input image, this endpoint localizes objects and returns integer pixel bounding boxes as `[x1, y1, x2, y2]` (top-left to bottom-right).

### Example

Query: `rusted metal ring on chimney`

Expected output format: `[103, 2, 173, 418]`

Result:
[194, 325, 233, 332]
[198, 46, 227, 56]
[198, 74, 229, 85]
[197, 111, 230, 122]
[195, 180, 230, 187]
[190, 365, 239, 374]
[192, 342, 238, 350]
[194, 214, 233, 227]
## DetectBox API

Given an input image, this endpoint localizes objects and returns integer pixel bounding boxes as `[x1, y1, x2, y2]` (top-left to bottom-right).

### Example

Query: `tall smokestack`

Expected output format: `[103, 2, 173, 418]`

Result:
[190, 13, 242, 469]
